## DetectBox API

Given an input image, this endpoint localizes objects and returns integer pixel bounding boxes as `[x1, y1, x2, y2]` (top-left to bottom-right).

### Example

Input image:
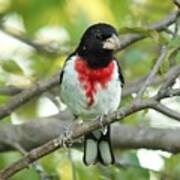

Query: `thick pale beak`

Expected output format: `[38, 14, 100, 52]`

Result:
[103, 34, 120, 50]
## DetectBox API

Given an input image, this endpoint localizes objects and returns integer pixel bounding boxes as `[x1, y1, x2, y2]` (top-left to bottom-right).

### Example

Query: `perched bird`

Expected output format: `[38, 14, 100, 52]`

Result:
[60, 23, 124, 165]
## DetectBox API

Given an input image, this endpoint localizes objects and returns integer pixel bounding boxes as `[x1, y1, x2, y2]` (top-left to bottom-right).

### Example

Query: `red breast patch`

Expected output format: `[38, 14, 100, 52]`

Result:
[75, 57, 115, 106]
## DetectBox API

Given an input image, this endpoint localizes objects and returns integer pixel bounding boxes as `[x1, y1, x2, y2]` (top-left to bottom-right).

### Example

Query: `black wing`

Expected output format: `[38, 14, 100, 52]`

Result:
[59, 52, 76, 85]
[115, 59, 124, 87]
[59, 69, 64, 85]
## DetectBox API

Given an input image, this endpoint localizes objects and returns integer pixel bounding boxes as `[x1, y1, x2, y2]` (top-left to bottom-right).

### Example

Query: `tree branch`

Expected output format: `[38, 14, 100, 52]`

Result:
[151, 102, 180, 121]
[0, 100, 156, 179]
[0, 67, 180, 178]
[0, 111, 74, 152]
[3, 122, 180, 178]
[0, 86, 23, 96]
[1, 87, 180, 179]
[155, 65, 180, 100]
[0, 73, 165, 97]
[0, 101, 180, 153]
[0, 25, 66, 57]
[0, 10, 180, 179]
[0, 73, 59, 120]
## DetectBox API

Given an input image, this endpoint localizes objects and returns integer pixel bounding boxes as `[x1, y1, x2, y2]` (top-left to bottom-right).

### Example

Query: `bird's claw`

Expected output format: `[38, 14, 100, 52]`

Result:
[99, 115, 107, 135]
[58, 119, 84, 148]
[58, 126, 73, 148]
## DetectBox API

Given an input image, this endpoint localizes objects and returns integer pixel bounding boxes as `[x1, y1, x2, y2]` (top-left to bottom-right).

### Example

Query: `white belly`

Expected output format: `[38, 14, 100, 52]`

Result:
[60, 56, 122, 119]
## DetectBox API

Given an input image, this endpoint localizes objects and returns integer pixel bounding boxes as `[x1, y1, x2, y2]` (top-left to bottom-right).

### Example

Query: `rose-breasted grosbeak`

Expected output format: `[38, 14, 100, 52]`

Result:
[60, 23, 124, 165]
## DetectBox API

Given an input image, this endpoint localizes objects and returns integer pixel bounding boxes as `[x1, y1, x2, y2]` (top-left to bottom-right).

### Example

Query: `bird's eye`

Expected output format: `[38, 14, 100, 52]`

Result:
[95, 33, 110, 41]
[95, 33, 104, 40]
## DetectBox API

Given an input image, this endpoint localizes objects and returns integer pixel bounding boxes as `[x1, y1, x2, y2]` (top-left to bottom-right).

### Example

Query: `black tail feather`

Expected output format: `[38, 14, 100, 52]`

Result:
[83, 125, 114, 166]
[98, 125, 115, 165]
[83, 132, 98, 165]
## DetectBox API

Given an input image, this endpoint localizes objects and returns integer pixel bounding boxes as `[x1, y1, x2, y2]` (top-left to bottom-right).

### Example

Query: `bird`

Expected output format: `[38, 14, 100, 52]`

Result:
[59, 23, 124, 165]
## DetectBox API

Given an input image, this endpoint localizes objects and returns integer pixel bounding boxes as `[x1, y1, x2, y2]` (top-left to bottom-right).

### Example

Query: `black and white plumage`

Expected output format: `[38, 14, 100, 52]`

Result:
[59, 23, 124, 165]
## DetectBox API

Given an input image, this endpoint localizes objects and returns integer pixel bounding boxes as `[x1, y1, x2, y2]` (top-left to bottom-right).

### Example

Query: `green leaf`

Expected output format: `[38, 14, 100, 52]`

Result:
[122, 151, 141, 166]
[30, 55, 53, 79]
[2, 60, 24, 75]
[176, 52, 180, 64]
[115, 151, 149, 180]
[0, 96, 9, 106]
[168, 36, 180, 49]
[14, 99, 38, 122]
[159, 47, 180, 75]
[149, 30, 160, 44]
[164, 154, 180, 179]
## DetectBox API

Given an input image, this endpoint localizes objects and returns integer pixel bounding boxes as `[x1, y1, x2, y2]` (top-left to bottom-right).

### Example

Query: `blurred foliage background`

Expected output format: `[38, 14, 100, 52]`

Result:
[0, 0, 179, 179]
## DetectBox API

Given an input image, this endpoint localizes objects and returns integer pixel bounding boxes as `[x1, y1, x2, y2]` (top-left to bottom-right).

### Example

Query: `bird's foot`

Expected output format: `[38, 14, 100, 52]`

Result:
[58, 119, 84, 148]
[58, 123, 74, 148]
[99, 115, 107, 135]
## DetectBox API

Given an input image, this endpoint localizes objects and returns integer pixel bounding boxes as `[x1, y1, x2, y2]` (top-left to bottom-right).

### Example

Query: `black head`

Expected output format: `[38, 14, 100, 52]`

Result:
[76, 23, 120, 68]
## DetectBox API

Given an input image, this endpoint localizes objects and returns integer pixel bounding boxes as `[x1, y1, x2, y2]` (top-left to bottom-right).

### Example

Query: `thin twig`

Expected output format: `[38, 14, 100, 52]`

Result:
[0, 11, 179, 56]
[164, 28, 176, 37]
[117, 10, 180, 51]
[151, 102, 180, 121]
[173, 18, 179, 38]
[134, 46, 168, 101]
[0, 25, 67, 57]
[157, 65, 180, 100]
[173, 0, 180, 9]
[169, 47, 180, 67]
